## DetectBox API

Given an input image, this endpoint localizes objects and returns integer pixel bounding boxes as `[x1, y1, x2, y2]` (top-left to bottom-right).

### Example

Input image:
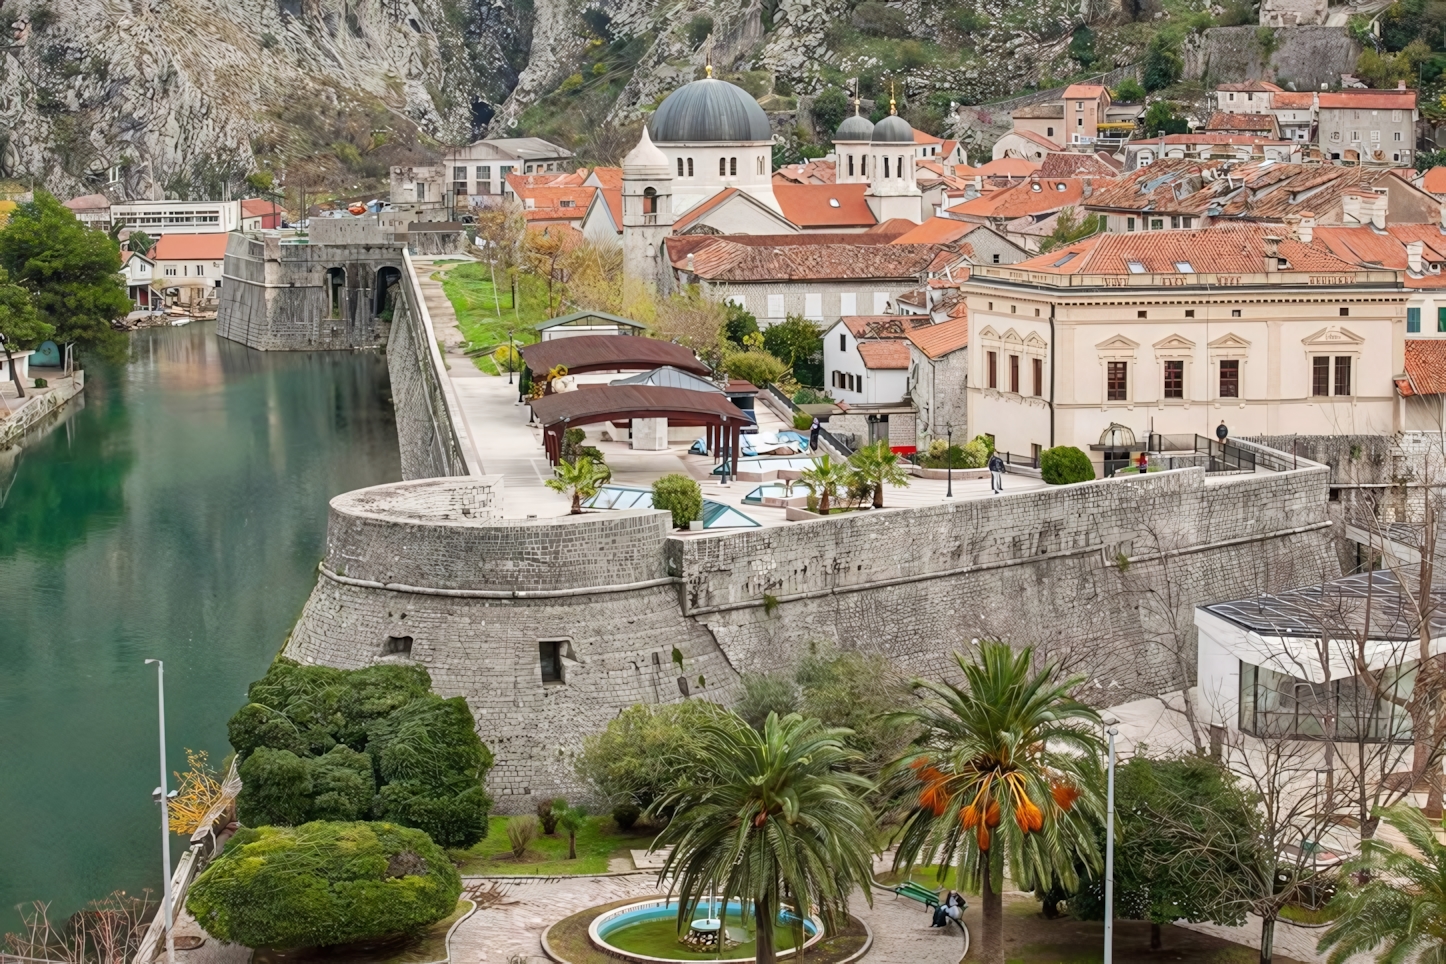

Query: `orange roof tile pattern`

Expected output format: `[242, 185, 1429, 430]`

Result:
[150, 233, 231, 261]
[672, 188, 741, 232]
[906, 314, 969, 358]
[1422, 167, 1446, 196]
[1062, 84, 1109, 100]
[974, 158, 1042, 178]
[676, 242, 945, 282]
[773, 183, 877, 227]
[1039, 152, 1120, 178]
[1217, 80, 1283, 92]
[1272, 91, 1315, 109]
[857, 340, 911, 369]
[841, 315, 935, 338]
[1318, 89, 1416, 109]
[1204, 112, 1278, 132]
[890, 217, 978, 245]
[950, 177, 1091, 219]
[1403, 340, 1446, 395]
[773, 159, 837, 185]
[1011, 223, 1360, 276]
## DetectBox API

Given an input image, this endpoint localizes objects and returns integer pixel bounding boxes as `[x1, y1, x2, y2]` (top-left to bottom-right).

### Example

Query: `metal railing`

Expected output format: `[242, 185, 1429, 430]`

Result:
[1146, 433, 1257, 475]
[759, 384, 854, 457]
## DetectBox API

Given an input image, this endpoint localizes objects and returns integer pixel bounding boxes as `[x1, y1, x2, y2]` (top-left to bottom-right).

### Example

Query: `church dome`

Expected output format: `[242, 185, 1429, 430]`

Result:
[649, 78, 773, 143]
[623, 127, 671, 173]
[835, 113, 875, 142]
[872, 114, 914, 143]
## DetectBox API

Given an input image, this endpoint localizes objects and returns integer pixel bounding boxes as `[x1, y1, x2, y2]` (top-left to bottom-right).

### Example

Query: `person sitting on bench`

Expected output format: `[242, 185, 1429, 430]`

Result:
[931, 891, 964, 927]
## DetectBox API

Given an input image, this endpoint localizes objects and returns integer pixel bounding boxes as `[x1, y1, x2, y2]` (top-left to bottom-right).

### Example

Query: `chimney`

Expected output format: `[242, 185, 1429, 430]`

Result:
[1370, 187, 1388, 230]
[686, 252, 695, 273]
[1283, 213, 1302, 241]
[1399, 80, 1407, 90]
[1342, 191, 1364, 226]
[1082, 177, 1093, 199]
[1299, 210, 1316, 244]
[1263, 235, 1281, 263]
[1408, 239, 1425, 275]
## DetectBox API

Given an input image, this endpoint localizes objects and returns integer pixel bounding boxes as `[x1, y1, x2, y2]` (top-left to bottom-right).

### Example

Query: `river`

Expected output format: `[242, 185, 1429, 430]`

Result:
[0, 323, 401, 933]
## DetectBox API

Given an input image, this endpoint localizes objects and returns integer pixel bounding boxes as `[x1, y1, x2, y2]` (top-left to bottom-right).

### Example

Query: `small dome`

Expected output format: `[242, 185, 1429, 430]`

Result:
[623, 127, 671, 173]
[835, 113, 874, 142]
[1099, 422, 1137, 448]
[650, 78, 773, 143]
[872, 115, 914, 143]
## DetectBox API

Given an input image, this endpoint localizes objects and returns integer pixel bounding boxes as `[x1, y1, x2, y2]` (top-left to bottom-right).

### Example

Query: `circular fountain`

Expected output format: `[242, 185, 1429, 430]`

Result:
[587, 897, 823, 963]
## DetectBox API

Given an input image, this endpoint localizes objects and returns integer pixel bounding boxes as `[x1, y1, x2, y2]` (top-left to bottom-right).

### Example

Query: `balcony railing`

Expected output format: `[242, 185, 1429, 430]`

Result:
[1146, 433, 1256, 475]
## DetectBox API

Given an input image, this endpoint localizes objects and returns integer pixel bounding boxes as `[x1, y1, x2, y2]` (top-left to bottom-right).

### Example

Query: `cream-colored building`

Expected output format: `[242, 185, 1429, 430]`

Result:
[958, 223, 1407, 472]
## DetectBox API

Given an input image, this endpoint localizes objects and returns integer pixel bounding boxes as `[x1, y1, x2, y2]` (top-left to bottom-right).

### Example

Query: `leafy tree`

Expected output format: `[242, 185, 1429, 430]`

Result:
[652, 473, 702, 528]
[1113, 78, 1147, 103]
[0, 191, 130, 362]
[575, 701, 729, 809]
[1038, 207, 1105, 255]
[125, 230, 154, 255]
[238, 747, 315, 827]
[186, 821, 461, 948]
[1142, 101, 1189, 137]
[848, 439, 910, 508]
[555, 804, 588, 859]
[244, 170, 276, 194]
[1319, 802, 1446, 964]
[723, 301, 760, 346]
[653, 285, 726, 368]
[652, 711, 877, 964]
[1041, 446, 1095, 484]
[797, 650, 915, 778]
[812, 87, 851, 138]
[763, 313, 823, 380]
[1142, 37, 1183, 92]
[799, 454, 852, 514]
[888, 643, 1104, 964]
[1068, 756, 1263, 949]
[721, 347, 788, 387]
[1069, 25, 1097, 69]
[369, 695, 494, 847]
[545, 456, 612, 514]
[0, 267, 51, 399]
[735, 673, 801, 729]
[1418, 148, 1446, 172]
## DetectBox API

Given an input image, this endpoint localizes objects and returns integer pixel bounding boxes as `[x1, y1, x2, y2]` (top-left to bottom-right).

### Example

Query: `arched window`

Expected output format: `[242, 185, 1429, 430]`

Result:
[720, 157, 727, 176]
[677, 158, 684, 177]
[847, 155, 854, 177]
[883, 156, 890, 178]
[860, 155, 866, 176]
[897, 156, 905, 178]
[325, 267, 345, 319]
[757, 155, 764, 175]
[643, 186, 657, 214]
[687, 158, 694, 177]
[730, 157, 737, 176]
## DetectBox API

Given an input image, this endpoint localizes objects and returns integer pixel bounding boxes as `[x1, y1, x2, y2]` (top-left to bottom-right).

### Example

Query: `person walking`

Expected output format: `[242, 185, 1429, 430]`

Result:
[809, 416, 821, 452]
[988, 451, 1004, 495]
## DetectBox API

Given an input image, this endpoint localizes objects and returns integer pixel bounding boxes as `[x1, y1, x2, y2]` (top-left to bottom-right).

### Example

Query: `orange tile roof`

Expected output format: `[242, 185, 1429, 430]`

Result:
[241, 198, 283, 217]
[150, 233, 231, 261]
[974, 158, 1042, 178]
[841, 315, 935, 338]
[857, 340, 911, 369]
[1062, 84, 1108, 100]
[867, 217, 920, 235]
[913, 128, 944, 145]
[1218, 80, 1283, 92]
[1403, 340, 1446, 395]
[890, 217, 977, 245]
[673, 188, 741, 232]
[773, 183, 877, 228]
[1272, 91, 1315, 109]
[677, 243, 943, 282]
[1318, 89, 1416, 110]
[950, 177, 1088, 219]
[1205, 112, 1278, 133]
[906, 314, 968, 358]
[588, 166, 622, 190]
[1039, 152, 1120, 178]
[1011, 223, 1360, 276]
[1422, 167, 1446, 196]
[773, 159, 837, 185]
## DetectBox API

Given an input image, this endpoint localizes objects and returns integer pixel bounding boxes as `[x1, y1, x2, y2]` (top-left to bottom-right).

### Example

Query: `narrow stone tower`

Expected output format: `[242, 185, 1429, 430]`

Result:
[866, 92, 925, 224]
[622, 127, 675, 287]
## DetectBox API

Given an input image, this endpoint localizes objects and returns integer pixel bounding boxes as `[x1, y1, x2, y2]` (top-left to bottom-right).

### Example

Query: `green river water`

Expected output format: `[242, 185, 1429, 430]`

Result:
[0, 323, 401, 932]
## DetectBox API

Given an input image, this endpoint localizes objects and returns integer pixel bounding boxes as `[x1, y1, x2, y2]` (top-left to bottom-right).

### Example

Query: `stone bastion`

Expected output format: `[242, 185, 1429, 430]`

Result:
[286, 460, 1340, 810]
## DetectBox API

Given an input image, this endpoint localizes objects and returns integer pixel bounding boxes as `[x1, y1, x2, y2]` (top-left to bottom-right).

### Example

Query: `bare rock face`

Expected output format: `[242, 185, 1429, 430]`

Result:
[0, 0, 523, 198]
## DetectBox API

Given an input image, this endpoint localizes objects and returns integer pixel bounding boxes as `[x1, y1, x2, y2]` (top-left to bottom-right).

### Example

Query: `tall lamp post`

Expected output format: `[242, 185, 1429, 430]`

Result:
[508, 328, 515, 386]
[145, 658, 177, 964]
[1104, 723, 1119, 964]
[945, 428, 953, 499]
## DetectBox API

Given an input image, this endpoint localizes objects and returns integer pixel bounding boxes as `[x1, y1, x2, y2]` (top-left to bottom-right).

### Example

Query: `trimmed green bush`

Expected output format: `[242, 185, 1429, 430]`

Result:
[186, 821, 461, 949]
[612, 801, 641, 830]
[652, 473, 703, 528]
[1041, 445, 1096, 485]
[721, 348, 787, 387]
[227, 660, 494, 847]
[33, 377, 46, 388]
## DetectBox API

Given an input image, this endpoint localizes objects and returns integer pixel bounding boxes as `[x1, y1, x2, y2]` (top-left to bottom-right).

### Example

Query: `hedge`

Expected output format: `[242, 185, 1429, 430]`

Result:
[186, 821, 461, 949]
[652, 474, 702, 528]
[1041, 445, 1096, 485]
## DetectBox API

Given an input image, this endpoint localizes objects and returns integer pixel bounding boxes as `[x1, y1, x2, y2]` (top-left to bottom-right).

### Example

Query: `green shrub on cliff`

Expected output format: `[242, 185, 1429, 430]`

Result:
[228, 660, 494, 847]
[1041, 445, 1096, 485]
[652, 473, 702, 528]
[186, 821, 461, 949]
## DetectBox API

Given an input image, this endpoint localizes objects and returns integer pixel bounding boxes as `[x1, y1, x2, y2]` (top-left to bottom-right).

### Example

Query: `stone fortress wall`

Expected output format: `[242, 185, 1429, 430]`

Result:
[285, 457, 1340, 811]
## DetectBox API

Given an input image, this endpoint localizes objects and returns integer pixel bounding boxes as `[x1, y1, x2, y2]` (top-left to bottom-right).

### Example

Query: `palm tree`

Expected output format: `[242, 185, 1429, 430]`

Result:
[545, 456, 611, 514]
[798, 455, 852, 515]
[887, 642, 1104, 964]
[1318, 802, 1446, 964]
[556, 804, 587, 860]
[848, 440, 911, 509]
[651, 711, 877, 964]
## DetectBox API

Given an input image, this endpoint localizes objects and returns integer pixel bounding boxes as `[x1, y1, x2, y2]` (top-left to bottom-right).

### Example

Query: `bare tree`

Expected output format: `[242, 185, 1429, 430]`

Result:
[3, 890, 155, 964]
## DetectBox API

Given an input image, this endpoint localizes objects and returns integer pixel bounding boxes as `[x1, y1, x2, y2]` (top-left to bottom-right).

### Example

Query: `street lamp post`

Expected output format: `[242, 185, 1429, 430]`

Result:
[144, 658, 176, 964]
[1104, 725, 1119, 964]
[945, 428, 953, 498]
[508, 328, 515, 386]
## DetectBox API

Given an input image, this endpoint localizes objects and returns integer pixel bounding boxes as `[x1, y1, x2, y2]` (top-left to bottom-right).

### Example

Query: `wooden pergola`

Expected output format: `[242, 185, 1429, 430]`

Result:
[520, 335, 709, 394]
[529, 385, 748, 480]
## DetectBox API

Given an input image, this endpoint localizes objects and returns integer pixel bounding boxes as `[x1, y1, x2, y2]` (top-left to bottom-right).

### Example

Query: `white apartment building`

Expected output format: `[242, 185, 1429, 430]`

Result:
[110, 200, 243, 234]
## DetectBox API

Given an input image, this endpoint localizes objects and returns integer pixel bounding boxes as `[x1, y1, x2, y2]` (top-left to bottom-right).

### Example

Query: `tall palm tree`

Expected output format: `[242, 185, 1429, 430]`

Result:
[650, 711, 876, 964]
[1319, 802, 1446, 964]
[544, 456, 611, 514]
[798, 455, 852, 515]
[848, 440, 911, 509]
[887, 642, 1105, 964]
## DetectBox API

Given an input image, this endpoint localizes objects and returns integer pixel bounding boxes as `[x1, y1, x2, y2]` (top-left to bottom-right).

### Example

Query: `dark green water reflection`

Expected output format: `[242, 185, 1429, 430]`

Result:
[0, 324, 401, 930]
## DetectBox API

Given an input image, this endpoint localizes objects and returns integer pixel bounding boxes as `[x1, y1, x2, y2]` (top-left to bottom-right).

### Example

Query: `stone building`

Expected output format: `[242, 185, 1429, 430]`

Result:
[1318, 87, 1418, 166]
[907, 313, 972, 450]
[390, 137, 575, 210]
[822, 315, 933, 404]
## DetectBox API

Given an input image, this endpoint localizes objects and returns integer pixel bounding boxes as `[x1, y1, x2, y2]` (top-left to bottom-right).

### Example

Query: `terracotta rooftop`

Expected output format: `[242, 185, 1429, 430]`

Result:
[1009, 223, 1361, 276]
[905, 314, 969, 358]
[890, 217, 979, 245]
[773, 183, 877, 228]
[1062, 84, 1109, 100]
[1217, 80, 1283, 92]
[676, 242, 944, 282]
[63, 193, 110, 213]
[1039, 152, 1120, 178]
[840, 315, 935, 339]
[974, 158, 1042, 178]
[1402, 340, 1446, 395]
[240, 198, 283, 217]
[773, 159, 837, 185]
[150, 233, 231, 261]
[1318, 89, 1416, 110]
[913, 128, 944, 145]
[1422, 167, 1446, 196]
[1273, 91, 1315, 109]
[857, 340, 911, 370]
[950, 177, 1092, 220]
[1205, 112, 1278, 133]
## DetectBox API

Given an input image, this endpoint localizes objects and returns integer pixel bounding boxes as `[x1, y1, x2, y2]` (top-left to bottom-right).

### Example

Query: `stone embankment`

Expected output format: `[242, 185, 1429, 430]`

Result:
[0, 370, 85, 451]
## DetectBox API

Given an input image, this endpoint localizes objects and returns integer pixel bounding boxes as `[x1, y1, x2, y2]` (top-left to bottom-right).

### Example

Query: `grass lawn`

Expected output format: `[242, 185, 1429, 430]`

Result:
[450, 814, 657, 875]
[438, 262, 555, 374]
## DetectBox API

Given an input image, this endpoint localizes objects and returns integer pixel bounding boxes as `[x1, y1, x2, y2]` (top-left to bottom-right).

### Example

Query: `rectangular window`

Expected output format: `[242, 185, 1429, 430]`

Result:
[453, 166, 466, 180]
[1009, 354, 1020, 393]
[677, 158, 684, 177]
[476, 165, 490, 179]
[767, 294, 785, 319]
[730, 157, 737, 176]
[1150, 218, 1164, 230]
[1185, 309, 1195, 318]
[1409, 307, 1421, 333]
[1438, 306, 1446, 332]
[804, 293, 823, 320]
[873, 292, 889, 313]
[1107, 361, 1128, 401]
[840, 292, 857, 315]
[1164, 360, 1184, 398]
[1032, 357, 1043, 397]
[1219, 359, 1239, 398]
[1047, 126, 1054, 137]
[1334, 356, 1352, 396]
[1312, 356, 1330, 397]
[987, 351, 998, 389]
[196, 264, 204, 276]
[539, 641, 564, 683]
[1127, 217, 1136, 232]
[499, 165, 513, 179]
[415, 182, 427, 200]
[1231, 309, 1242, 317]
[1395, 131, 1403, 141]
[839, 333, 847, 351]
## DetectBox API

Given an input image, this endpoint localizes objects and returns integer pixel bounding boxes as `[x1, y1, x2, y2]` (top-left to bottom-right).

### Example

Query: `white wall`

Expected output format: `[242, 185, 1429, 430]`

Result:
[657, 142, 777, 214]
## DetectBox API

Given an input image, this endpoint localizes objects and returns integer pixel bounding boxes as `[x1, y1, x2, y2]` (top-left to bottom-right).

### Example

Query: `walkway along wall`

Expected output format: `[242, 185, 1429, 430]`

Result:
[285, 460, 1340, 810]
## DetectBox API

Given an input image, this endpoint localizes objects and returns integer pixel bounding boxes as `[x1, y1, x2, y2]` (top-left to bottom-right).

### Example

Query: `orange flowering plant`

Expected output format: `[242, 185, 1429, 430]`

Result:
[886, 642, 1105, 964]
